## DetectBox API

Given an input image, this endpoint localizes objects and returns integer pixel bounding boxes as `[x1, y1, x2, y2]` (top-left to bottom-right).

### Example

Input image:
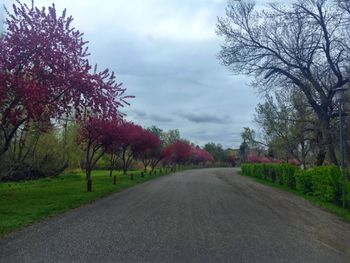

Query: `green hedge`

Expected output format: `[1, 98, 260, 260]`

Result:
[295, 165, 346, 203]
[241, 163, 350, 209]
[241, 163, 297, 187]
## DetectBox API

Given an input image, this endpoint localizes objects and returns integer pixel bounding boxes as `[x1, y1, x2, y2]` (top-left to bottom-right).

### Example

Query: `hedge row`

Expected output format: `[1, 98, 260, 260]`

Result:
[241, 163, 350, 209]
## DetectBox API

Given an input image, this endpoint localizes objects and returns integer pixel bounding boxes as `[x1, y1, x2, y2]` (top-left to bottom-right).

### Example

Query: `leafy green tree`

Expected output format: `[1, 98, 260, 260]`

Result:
[147, 126, 163, 138]
[255, 90, 316, 167]
[162, 129, 180, 146]
[203, 143, 225, 162]
[239, 141, 249, 163]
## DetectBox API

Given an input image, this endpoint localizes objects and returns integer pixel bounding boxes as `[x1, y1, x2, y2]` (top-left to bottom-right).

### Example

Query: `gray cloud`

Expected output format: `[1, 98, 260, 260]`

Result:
[133, 110, 147, 119]
[179, 113, 231, 124]
[149, 114, 173, 123]
[130, 110, 173, 124]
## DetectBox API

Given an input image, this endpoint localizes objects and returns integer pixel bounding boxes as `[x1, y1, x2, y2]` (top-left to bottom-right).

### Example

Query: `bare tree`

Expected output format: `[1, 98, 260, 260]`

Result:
[338, 0, 350, 14]
[217, 0, 350, 164]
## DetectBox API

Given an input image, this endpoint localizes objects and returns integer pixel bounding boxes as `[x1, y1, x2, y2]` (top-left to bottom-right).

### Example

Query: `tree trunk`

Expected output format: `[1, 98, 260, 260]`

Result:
[86, 169, 93, 192]
[113, 175, 117, 185]
[320, 117, 338, 165]
[109, 155, 116, 176]
[344, 140, 350, 169]
[87, 179, 92, 192]
[315, 149, 326, 166]
[300, 141, 306, 169]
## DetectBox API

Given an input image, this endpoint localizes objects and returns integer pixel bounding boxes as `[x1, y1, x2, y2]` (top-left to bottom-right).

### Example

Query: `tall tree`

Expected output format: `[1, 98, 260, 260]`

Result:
[239, 141, 249, 163]
[162, 129, 180, 146]
[77, 116, 121, 192]
[135, 129, 162, 173]
[203, 142, 225, 162]
[217, 0, 350, 164]
[0, 1, 128, 159]
[116, 122, 144, 177]
[147, 125, 163, 138]
[191, 146, 214, 164]
[163, 140, 192, 167]
[255, 91, 314, 166]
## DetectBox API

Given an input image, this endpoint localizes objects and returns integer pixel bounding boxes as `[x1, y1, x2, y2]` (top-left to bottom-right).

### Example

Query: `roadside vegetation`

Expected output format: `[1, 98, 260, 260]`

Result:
[0, 167, 202, 236]
[240, 163, 350, 221]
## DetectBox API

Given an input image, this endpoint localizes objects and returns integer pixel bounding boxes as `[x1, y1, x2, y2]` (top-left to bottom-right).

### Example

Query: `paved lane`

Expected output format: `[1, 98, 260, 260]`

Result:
[1, 168, 349, 262]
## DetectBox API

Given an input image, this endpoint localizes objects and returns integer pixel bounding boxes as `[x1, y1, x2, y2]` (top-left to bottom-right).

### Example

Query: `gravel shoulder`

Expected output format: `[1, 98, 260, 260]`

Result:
[0, 168, 349, 263]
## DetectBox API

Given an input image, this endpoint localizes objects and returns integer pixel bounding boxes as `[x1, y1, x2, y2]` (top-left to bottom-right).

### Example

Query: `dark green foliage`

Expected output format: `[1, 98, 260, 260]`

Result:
[241, 163, 296, 187]
[295, 166, 344, 203]
[295, 169, 313, 194]
[282, 164, 297, 189]
[241, 164, 350, 209]
[308, 166, 342, 203]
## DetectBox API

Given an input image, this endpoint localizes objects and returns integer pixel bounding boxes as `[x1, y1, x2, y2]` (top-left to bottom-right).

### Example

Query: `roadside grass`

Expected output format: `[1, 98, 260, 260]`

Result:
[0, 169, 169, 236]
[239, 171, 350, 223]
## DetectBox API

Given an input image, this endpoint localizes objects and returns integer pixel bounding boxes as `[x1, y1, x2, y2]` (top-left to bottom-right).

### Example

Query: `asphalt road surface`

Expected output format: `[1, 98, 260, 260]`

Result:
[1, 168, 350, 263]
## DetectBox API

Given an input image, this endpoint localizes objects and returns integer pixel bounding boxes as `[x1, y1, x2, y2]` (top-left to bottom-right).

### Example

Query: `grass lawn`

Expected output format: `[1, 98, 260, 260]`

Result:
[0, 169, 168, 236]
[239, 171, 350, 223]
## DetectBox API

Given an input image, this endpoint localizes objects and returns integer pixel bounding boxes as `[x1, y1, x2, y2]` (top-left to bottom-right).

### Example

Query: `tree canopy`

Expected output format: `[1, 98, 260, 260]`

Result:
[217, 0, 350, 164]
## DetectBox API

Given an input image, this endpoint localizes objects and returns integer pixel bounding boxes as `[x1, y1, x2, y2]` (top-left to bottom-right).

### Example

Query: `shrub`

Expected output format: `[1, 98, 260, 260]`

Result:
[295, 169, 313, 194]
[281, 164, 297, 189]
[242, 163, 350, 209]
[310, 166, 341, 203]
[344, 180, 350, 208]
[241, 163, 297, 187]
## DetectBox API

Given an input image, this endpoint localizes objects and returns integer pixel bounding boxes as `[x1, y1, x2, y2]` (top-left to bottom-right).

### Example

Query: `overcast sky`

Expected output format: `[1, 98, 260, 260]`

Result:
[0, 0, 277, 148]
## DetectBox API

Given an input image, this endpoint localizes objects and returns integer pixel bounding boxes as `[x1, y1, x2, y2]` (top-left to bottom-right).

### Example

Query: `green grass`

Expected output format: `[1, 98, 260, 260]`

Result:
[0, 169, 169, 236]
[239, 171, 350, 223]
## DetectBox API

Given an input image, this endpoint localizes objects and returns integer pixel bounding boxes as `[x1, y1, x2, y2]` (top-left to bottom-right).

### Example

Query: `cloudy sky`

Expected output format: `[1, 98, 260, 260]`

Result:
[0, 0, 276, 148]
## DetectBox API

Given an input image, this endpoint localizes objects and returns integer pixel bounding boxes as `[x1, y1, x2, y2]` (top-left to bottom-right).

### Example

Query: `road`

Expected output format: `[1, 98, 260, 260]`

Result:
[0, 168, 349, 262]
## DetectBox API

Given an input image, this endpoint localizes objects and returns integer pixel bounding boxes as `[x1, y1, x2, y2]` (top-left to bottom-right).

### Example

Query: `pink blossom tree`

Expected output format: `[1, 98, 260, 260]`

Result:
[227, 154, 237, 167]
[77, 116, 122, 192]
[0, 1, 128, 159]
[191, 147, 214, 164]
[135, 130, 162, 173]
[114, 122, 144, 178]
[162, 140, 192, 168]
[247, 153, 271, 163]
